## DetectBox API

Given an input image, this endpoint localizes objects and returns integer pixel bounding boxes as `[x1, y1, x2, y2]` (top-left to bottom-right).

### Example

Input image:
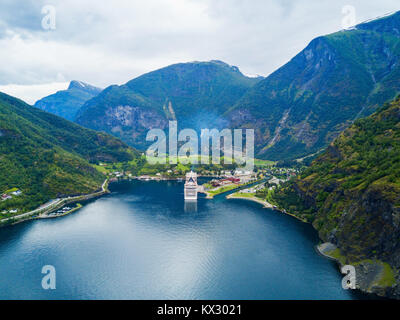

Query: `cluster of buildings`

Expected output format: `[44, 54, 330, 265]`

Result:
[137, 174, 166, 181]
[108, 171, 134, 182]
[239, 183, 266, 194]
[210, 176, 240, 187]
[112, 171, 124, 178]
[1, 209, 18, 214]
[1, 189, 22, 201]
[268, 177, 285, 187]
[259, 167, 298, 179]
[209, 170, 257, 188]
[1, 189, 23, 216]
[1, 194, 12, 201]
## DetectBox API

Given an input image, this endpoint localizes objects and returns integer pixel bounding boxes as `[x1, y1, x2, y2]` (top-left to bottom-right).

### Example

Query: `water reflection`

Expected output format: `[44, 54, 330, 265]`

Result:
[0, 180, 362, 300]
[184, 201, 197, 213]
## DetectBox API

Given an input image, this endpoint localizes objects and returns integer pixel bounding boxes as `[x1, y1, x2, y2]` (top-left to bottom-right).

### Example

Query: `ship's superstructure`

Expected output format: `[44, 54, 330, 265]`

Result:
[184, 171, 198, 201]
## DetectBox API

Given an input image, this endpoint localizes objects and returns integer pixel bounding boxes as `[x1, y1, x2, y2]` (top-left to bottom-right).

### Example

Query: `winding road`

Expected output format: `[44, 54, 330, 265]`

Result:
[1, 179, 108, 224]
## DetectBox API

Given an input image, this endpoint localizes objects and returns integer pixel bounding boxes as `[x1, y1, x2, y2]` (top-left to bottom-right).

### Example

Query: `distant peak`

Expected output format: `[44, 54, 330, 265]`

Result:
[356, 10, 400, 33]
[186, 60, 229, 66]
[209, 60, 238, 70]
[358, 10, 400, 26]
[209, 60, 230, 66]
[207, 60, 245, 74]
[185, 60, 239, 71]
[68, 80, 88, 90]
[68, 80, 101, 92]
[243, 73, 264, 79]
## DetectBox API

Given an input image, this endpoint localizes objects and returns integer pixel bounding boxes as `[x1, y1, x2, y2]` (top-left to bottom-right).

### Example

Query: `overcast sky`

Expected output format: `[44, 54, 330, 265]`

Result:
[0, 0, 399, 104]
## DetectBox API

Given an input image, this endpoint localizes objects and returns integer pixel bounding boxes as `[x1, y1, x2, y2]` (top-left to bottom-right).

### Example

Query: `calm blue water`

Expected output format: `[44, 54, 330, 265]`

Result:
[0, 180, 362, 300]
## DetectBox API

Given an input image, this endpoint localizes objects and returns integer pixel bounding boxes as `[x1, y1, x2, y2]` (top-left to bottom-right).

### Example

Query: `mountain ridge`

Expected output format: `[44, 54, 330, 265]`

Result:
[75, 60, 263, 149]
[225, 10, 400, 160]
[35, 80, 102, 121]
[37, 11, 400, 163]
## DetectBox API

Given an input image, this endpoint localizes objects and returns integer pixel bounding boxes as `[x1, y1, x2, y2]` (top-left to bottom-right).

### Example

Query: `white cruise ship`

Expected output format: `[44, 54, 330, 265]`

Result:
[184, 171, 198, 201]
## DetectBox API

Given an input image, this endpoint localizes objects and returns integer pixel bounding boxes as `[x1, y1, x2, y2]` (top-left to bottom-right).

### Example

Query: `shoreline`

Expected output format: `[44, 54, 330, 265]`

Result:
[1, 177, 392, 299]
[39, 203, 83, 219]
[199, 191, 215, 199]
[134, 175, 219, 182]
[200, 179, 265, 199]
[0, 179, 109, 227]
[315, 243, 341, 261]
[0, 176, 213, 226]
[315, 242, 393, 299]
[226, 192, 309, 223]
[226, 193, 273, 208]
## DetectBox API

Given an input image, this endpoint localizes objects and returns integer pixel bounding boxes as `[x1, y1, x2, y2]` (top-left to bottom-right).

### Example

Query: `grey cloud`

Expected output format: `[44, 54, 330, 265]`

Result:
[0, 0, 45, 34]
[0, 0, 399, 89]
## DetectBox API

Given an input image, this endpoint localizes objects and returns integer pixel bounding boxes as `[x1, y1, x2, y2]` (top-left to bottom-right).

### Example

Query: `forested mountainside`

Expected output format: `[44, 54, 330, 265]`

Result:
[0, 92, 137, 214]
[226, 11, 400, 160]
[39, 12, 400, 164]
[75, 60, 262, 149]
[272, 97, 400, 298]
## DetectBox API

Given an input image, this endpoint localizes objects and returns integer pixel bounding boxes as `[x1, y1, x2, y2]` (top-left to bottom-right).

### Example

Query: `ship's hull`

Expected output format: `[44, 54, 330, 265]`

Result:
[184, 185, 198, 200]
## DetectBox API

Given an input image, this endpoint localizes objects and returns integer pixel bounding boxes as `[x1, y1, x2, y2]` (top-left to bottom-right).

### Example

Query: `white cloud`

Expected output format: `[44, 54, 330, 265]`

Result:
[0, 0, 399, 103]
[0, 82, 68, 104]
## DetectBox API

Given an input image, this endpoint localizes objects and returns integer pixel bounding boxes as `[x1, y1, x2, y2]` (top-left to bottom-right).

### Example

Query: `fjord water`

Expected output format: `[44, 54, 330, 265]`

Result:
[0, 180, 360, 300]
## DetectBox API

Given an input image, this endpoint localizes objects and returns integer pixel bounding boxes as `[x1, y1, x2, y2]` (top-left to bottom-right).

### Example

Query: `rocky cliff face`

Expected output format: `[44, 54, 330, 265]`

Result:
[55, 13, 400, 164]
[226, 11, 400, 160]
[273, 98, 400, 298]
[85, 104, 168, 150]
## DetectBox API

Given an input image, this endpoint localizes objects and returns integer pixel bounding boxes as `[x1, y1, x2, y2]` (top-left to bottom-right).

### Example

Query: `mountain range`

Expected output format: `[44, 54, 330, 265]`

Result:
[31, 11, 400, 163]
[35, 80, 102, 121]
[28, 11, 391, 160]
[75, 60, 262, 149]
[2, 9, 400, 300]
[225, 11, 400, 160]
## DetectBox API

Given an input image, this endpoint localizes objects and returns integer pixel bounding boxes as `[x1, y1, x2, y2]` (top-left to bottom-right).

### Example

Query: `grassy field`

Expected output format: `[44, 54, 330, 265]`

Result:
[146, 154, 276, 166]
[232, 192, 256, 198]
[323, 251, 396, 288]
[92, 164, 109, 174]
[4, 187, 19, 194]
[208, 184, 240, 196]
[378, 262, 396, 287]
[353, 259, 396, 288]
[325, 248, 347, 265]
[254, 159, 276, 167]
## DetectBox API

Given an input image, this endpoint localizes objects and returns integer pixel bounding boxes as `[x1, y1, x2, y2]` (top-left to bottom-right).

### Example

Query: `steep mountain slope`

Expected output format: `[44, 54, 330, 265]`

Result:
[0, 92, 136, 214]
[226, 11, 400, 160]
[35, 80, 102, 121]
[272, 97, 400, 298]
[75, 61, 262, 149]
